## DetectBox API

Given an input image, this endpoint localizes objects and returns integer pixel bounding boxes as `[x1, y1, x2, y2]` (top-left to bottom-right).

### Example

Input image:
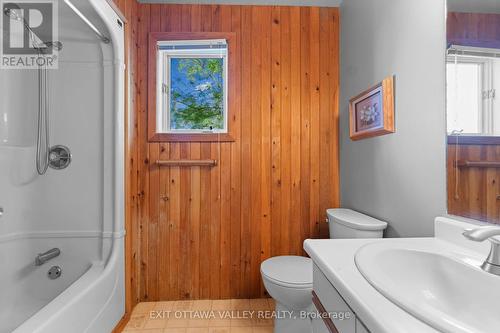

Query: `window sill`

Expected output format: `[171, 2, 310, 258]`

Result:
[148, 133, 235, 142]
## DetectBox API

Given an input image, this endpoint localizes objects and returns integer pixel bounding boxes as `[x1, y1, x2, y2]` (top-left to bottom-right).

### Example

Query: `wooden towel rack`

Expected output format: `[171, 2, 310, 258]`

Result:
[455, 160, 500, 168]
[155, 159, 217, 167]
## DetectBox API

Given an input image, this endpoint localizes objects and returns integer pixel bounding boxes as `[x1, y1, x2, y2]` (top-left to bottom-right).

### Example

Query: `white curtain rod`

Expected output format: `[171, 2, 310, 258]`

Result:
[64, 0, 110, 44]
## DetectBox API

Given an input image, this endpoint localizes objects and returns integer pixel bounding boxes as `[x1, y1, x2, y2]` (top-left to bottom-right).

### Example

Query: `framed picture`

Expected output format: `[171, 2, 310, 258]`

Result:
[349, 76, 395, 140]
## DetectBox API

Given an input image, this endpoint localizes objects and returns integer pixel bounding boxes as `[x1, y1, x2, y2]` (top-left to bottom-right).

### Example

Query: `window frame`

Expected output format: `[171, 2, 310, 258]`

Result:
[148, 32, 236, 142]
[446, 45, 500, 144]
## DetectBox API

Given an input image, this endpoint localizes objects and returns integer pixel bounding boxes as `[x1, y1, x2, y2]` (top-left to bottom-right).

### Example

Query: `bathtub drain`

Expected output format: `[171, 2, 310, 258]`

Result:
[48, 266, 62, 279]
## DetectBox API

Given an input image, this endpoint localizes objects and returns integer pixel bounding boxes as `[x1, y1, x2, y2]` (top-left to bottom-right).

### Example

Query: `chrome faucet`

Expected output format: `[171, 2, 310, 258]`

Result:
[463, 226, 500, 276]
[35, 248, 60, 266]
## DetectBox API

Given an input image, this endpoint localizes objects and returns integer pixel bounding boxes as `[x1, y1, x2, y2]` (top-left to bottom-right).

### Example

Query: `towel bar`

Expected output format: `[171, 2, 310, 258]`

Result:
[155, 159, 217, 167]
[455, 160, 500, 168]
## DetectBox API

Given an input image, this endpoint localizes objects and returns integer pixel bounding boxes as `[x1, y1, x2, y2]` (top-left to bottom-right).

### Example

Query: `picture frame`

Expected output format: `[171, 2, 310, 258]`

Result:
[349, 76, 395, 141]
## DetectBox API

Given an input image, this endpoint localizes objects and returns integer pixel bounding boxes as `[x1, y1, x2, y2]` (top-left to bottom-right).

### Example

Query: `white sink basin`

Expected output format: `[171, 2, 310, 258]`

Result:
[355, 241, 500, 333]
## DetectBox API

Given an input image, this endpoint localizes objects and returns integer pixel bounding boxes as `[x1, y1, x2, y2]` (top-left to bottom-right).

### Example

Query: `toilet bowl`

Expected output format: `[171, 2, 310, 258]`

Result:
[261, 256, 313, 333]
[261, 208, 388, 333]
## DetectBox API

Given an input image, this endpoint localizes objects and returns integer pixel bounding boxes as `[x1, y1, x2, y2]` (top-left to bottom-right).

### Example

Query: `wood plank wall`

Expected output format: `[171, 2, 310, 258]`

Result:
[447, 144, 500, 224]
[116, 2, 339, 303]
[446, 12, 500, 225]
[447, 12, 500, 49]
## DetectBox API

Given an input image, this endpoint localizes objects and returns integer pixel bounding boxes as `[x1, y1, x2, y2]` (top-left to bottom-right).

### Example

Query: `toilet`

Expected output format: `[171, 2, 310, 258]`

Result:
[326, 208, 388, 239]
[260, 208, 388, 333]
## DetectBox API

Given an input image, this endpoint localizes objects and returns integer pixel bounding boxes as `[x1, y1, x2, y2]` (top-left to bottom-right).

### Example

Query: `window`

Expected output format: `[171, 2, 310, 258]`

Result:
[156, 39, 228, 134]
[446, 58, 484, 134]
[446, 49, 498, 136]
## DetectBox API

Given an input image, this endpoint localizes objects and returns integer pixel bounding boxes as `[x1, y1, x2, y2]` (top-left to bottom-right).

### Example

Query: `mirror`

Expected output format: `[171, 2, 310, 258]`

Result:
[446, 0, 500, 223]
[447, 2, 500, 138]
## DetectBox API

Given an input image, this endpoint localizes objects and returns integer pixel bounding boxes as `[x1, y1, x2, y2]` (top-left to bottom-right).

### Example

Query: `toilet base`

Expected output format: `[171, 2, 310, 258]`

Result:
[273, 302, 312, 333]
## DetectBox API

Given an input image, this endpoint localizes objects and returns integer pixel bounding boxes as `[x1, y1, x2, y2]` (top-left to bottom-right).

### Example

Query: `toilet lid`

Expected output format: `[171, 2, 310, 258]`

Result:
[261, 256, 312, 287]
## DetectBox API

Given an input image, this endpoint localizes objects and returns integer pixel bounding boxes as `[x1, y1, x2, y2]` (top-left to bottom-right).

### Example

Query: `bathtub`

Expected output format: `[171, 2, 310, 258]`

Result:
[0, 232, 123, 333]
[0, 0, 125, 332]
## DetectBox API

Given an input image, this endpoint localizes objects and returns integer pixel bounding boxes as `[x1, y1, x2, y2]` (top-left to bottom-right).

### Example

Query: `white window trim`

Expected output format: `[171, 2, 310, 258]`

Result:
[156, 39, 228, 134]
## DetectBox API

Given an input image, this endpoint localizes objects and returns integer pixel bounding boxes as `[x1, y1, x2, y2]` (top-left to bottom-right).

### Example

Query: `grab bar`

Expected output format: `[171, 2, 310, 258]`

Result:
[63, 0, 110, 44]
[35, 248, 60, 266]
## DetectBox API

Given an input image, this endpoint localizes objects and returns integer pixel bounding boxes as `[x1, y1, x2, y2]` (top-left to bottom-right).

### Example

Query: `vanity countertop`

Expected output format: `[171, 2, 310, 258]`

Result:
[304, 216, 491, 333]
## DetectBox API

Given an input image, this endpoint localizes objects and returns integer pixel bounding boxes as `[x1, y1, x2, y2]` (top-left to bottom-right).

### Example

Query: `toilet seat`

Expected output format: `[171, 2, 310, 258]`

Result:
[261, 256, 313, 288]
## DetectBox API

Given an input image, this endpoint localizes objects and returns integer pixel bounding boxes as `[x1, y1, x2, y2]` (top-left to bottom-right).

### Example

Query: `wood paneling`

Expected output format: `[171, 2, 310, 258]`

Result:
[122, 3, 339, 302]
[448, 144, 500, 224]
[447, 12, 500, 49]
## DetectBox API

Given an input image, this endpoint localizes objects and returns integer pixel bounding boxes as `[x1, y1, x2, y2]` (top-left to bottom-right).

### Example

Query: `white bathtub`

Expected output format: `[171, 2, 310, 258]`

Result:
[0, 232, 123, 333]
[0, 0, 125, 331]
[9, 233, 124, 333]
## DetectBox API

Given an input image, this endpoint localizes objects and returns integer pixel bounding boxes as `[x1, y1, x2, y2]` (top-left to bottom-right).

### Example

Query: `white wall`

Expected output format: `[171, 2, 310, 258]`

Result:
[339, 0, 447, 237]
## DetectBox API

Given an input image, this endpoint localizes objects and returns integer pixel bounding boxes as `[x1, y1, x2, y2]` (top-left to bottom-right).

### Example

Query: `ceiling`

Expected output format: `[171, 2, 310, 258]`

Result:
[138, 0, 343, 6]
[448, 0, 500, 14]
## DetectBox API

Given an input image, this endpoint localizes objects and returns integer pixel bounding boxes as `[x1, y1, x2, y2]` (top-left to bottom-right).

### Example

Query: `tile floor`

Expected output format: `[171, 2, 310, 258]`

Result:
[123, 298, 275, 333]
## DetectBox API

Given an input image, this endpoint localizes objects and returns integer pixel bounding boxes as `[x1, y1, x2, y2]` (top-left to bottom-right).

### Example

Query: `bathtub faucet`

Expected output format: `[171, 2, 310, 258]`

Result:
[35, 248, 61, 266]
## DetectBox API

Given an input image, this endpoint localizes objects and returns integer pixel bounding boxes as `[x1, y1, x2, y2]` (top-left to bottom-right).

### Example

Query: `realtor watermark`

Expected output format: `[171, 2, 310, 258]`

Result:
[149, 310, 353, 321]
[1, 0, 59, 69]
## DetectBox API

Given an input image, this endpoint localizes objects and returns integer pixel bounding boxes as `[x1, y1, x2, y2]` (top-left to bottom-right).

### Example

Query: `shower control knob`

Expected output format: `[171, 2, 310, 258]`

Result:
[48, 145, 72, 170]
[0, 207, 3, 217]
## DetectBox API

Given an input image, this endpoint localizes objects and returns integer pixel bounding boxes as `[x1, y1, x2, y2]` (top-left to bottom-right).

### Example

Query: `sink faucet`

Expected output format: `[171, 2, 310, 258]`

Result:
[463, 226, 500, 276]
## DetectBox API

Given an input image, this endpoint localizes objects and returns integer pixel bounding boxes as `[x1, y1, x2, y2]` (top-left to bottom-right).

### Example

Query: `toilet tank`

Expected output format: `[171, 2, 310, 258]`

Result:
[327, 208, 388, 239]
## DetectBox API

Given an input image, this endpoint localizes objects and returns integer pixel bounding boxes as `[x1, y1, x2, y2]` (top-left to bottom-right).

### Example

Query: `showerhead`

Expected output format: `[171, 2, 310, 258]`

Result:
[44, 41, 63, 51]
[3, 6, 63, 53]
[3, 6, 22, 21]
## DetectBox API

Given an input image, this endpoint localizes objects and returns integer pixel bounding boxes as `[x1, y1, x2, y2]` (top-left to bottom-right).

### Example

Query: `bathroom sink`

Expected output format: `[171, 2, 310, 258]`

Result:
[355, 241, 500, 333]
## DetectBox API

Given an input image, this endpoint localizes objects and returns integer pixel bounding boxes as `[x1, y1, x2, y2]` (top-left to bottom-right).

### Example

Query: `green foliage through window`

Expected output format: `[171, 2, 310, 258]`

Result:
[170, 57, 225, 130]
